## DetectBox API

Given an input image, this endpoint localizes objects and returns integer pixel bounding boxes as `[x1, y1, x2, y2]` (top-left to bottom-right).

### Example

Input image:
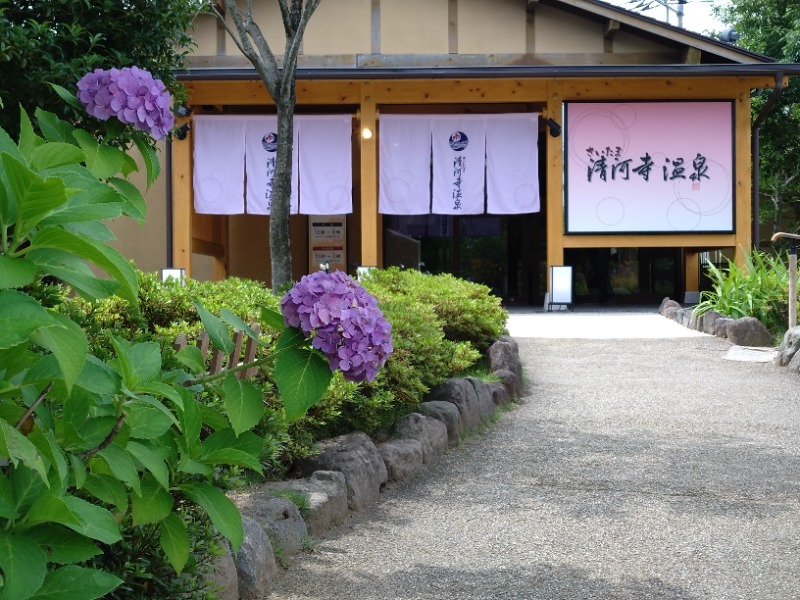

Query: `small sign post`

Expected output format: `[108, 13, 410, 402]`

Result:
[548, 265, 573, 312]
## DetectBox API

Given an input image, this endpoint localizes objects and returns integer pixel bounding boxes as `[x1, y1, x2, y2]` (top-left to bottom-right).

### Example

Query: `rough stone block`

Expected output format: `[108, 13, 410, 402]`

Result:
[426, 378, 482, 432]
[378, 439, 424, 483]
[466, 377, 497, 424]
[294, 432, 387, 512]
[236, 515, 278, 600]
[417, 400, 463, 446]
[726, 317, 773, 347]
[392, 413, 447, 464]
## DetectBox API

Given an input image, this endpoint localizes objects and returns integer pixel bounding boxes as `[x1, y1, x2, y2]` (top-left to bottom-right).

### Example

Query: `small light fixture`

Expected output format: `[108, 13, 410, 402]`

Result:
[160, 268, 186, 284]
[361, 127, 374, 140]
[175, 105, 193, 117]
[546, 118, 562, 138]
[174, 123, 191, 140]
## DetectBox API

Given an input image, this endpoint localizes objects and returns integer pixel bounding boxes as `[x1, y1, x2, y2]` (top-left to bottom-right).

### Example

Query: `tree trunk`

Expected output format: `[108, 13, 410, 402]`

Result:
[269, 81, 297, 292]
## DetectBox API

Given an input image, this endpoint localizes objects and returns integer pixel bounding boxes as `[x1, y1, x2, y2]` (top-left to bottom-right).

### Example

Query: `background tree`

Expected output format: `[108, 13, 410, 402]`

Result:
[0, 0, 201, 147]
[211, 0, 321, 292]
[715, 1, 800, 240]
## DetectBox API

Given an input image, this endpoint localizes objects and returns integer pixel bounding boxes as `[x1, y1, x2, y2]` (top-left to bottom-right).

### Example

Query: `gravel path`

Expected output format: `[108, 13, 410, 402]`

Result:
[266, 333, 800, 599]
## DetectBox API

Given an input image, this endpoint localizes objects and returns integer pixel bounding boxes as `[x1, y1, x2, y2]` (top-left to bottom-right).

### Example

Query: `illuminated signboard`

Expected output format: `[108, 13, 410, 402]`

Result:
[564, 101, 734, 234]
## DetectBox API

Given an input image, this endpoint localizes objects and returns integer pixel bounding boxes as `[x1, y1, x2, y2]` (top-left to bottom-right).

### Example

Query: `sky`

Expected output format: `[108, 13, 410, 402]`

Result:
[600, 0, 730, 35]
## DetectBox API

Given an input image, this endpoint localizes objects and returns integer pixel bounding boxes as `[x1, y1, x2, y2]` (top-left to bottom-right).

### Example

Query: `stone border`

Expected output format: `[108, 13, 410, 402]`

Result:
[209, 336, 524, 599]
[659, 297, 773, 347]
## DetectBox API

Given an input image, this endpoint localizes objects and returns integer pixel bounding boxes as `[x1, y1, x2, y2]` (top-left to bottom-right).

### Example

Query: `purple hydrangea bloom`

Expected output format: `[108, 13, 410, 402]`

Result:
[280, 271, 393, 382]
[77, 66, 174, 140]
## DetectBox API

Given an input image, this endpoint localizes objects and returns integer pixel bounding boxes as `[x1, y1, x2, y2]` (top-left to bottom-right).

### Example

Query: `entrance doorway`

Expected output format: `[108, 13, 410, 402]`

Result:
[383, 213, 546, 305]
[564, 247, 683, 305]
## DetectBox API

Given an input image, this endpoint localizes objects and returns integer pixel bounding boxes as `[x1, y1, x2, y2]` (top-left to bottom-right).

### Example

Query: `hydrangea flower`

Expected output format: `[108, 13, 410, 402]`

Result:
[280, 271, 393, 382]
[77, 66, 174, 139]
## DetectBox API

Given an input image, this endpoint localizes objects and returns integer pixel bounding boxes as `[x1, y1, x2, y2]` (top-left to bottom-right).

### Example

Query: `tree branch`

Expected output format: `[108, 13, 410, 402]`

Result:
[78, 413, 127, 461]
[216, 0, 281, 97]
[15, 382, 52, 432]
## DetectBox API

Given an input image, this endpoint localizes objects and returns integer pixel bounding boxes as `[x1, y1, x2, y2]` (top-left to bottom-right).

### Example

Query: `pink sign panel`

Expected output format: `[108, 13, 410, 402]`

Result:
[565, 101, 734, 233]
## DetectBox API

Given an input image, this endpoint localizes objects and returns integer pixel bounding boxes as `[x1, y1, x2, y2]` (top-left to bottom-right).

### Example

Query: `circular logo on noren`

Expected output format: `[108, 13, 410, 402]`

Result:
[449, 131, 469, 151]
[262, 132, 278, 152]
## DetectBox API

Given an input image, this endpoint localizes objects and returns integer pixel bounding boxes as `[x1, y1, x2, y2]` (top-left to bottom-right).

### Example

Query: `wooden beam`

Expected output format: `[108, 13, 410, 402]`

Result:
[684, 250, 700, 295]
[563, 234, 738, 249]
[526, 3, 535, 54]
[359, 82, 380, 268]
[683, 47, 701, 64]
[185, 80, 361, 105]
[372, 78, 549, 104]
[734, 90, 753, 264]
[171, 119, 193, 277]
[192, 239, 225, 258]
[545, 79, 564, 289]
[604, 19, 620, 53]
[561, 76, 772, 100]
[371, 0, 380, 54]
[604, 19, 620, 40]
[448, 0, 458, 54]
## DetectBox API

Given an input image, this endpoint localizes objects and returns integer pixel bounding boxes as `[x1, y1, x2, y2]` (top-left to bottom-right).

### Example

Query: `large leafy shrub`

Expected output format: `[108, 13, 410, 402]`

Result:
[0, 101, 278, 598]
[695, 250, 789, 337]
[361, 268, 507, 352]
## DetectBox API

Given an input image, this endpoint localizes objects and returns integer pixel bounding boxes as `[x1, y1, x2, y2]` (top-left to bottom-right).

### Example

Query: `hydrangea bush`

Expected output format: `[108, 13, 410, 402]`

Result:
[280, 271, 393, 382]
[76, 66, 174, 139]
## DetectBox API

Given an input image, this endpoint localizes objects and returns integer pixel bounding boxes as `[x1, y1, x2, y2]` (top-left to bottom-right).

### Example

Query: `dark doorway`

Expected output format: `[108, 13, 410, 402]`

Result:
[383, 213, 546, 305]
[564, 247, 683, 305]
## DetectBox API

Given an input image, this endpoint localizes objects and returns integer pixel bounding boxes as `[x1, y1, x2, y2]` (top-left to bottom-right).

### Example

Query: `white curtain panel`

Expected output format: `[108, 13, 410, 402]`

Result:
[485, 113, 540, 214]
[378, 115, 433, 215]
[193, 115, 247, 214]
[244, 116, 299, 215]
[297, 115, 353, 215]
[431, 115, 487, 215]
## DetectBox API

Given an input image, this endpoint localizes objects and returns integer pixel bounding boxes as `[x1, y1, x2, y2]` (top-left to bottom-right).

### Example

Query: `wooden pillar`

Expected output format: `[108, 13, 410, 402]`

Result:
[171, 118, 193, 278]
[734, 90, 753, 267]
[545, 80, 565, 289]
[212, 216, 228, 280]
[684, 250, 700, 303]
[359, 82, 381, 267]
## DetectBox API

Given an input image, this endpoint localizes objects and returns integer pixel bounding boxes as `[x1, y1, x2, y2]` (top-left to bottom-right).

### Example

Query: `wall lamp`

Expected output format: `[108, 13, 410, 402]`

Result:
[546, 118, 562, 138]
[174, 123, 191, 140]
[174, 105, 193, 117]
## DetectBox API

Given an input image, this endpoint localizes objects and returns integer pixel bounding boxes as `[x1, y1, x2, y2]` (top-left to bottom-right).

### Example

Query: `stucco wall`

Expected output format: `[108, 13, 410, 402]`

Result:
[305, 0, 372, 55]
[380, 0, 449, 54]
[104, 145, 168, 275]
[534, 4, 603, 53]
[457, 0, 526, 54]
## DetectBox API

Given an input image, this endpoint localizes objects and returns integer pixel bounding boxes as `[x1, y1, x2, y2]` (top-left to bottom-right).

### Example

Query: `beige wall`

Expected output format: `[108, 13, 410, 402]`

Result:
[305, 0, 372, 55]
[193, 0, 687, 62]
[457, 0, 525, 54]
[534, 5, 603, 53]
[613, 31, 673, 54]
[380, 0, 449, 54]
[191, 13, 219, 56]
[105, 144, 169, 275]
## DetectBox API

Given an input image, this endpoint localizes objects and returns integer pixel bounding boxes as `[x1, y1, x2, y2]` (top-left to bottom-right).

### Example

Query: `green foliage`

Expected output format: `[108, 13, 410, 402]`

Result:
[0, 0, 201, 147]
[86, 509, 223, 600]
[361, 267, 507, 352]
[695, 250, 790, 337]
[0, 105, 272, 598]
[715, 1, 800, 237]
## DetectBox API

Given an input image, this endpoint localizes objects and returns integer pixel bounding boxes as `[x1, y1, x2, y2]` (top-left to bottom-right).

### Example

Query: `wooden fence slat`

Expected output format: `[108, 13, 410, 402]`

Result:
[229, 330, 244, 372]
[197, 331, 210, 361]
[241, 324, 260, 379]
[177, 326, 261, 379]
[173, 334, 188, 352]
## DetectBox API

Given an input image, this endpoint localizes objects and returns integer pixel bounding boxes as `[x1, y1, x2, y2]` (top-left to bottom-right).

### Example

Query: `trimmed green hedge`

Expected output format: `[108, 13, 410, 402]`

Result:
[61, 267, 507, 467]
